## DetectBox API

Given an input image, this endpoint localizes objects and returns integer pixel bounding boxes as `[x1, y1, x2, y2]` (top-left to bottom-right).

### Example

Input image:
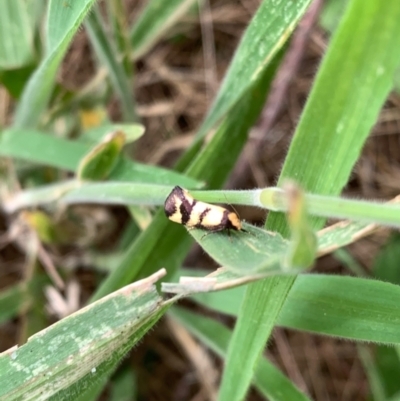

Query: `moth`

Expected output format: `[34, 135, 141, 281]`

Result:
[164, 186, 245, 236]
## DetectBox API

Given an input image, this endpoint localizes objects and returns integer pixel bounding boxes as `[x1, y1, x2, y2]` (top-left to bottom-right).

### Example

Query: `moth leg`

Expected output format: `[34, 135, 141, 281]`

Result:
[200, 231, 214, 240]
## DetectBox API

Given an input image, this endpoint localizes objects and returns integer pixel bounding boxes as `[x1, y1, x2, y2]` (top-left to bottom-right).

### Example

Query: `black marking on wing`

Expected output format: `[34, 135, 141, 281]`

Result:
[164, 190, 177, 217]
[199, 207, 211, 223]
[166, 186, 196, 225]
[180, 199, 195, 225]
[194, 207, 211, 228]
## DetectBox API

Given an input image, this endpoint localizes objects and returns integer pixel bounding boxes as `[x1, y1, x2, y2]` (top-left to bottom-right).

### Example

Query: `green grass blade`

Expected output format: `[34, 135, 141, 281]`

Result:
[358, 345, 387, 401]
[190, 283, 245, 317]
[192, 187, 400, 229]
[77, 131, 126, 180]
[85, 8, 136, 122]
[320, 0, 348, 33]
[25, 0, 46, 33]
[373, 345, 400, 401]
[109, 367, 136, 401]
[3, 182, 173, 212]
[371, 234, 400, 399]
[177, 0, 310, 170]
[0, 128, 201, 187]
[196, 0, 311, 137]
[107, 0, 133, 76]
[170, 308, 312, 401]
[219, 1, 400, 399]
[218, 277, 295, 401]
[189, 274, 400, 345]
[130, 0, 198, 60]
[277, 275, 400, 343]
[13, 0, 96, 128]
[0, 0, 35, 69]
[187, 224, 287, 274]
[0, 271, 167, 401]
[268, 189, 400, 228]
[0, 277, 49, 325]
[62, 183, 173, 206]
[373, 233, 400, 284]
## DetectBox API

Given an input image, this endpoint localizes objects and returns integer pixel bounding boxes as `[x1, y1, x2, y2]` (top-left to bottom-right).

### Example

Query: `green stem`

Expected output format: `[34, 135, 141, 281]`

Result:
[192, 187, 400, 228]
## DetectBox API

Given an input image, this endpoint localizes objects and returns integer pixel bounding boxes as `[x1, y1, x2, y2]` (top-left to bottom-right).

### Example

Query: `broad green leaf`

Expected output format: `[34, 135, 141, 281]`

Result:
[187, 224, 287, 274]
[188, 274, 400, 345]
[0, 129, 201, 188]
[85, 8, 136, 122]
[130, 0, 198, 60]
[0, 270, 168, 401]
[170, 308, 312, 401]
[221, 0, 400, 399]
[277, 275, 400, 344]
[13, 0, 97, 128]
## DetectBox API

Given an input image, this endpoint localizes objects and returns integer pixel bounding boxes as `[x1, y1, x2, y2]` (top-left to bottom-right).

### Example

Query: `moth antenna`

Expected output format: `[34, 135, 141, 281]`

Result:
[223, 192, 240, 218]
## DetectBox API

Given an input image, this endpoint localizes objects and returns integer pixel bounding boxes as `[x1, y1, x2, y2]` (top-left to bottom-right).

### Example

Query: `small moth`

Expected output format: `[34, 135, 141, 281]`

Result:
[164, 186, 244, 236]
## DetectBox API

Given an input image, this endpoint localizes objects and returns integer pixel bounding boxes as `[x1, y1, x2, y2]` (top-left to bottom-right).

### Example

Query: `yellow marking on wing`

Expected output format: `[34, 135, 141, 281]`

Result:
[168, 196, 183, 224]
[200, 206, 226, 228]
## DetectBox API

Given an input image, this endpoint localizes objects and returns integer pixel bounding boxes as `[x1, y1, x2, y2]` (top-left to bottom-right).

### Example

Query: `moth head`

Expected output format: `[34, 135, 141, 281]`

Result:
[227, 212, 242, 230]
